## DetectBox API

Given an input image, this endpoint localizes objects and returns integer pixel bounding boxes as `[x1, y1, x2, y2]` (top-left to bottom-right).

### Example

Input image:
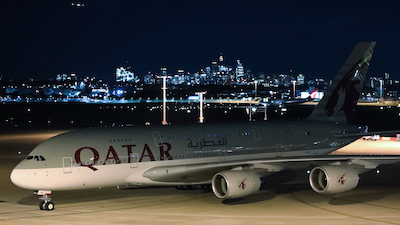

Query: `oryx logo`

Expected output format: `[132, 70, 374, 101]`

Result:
[239, 179, 246, 190]
[338, 174, 346, 185]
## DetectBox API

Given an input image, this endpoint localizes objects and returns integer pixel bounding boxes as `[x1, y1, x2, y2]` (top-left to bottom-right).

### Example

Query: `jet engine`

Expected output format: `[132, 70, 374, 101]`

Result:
[309, 165, 359, 194]
[212, 170, 261, 199]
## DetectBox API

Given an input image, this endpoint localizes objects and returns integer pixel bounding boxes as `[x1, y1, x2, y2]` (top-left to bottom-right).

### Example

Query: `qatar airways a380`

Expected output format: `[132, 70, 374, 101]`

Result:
[11, 42, 398, 211]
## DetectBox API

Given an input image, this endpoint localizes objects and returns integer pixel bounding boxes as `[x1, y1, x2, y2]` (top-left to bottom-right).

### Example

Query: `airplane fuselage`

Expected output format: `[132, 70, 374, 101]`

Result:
[10, 120, 359, 191]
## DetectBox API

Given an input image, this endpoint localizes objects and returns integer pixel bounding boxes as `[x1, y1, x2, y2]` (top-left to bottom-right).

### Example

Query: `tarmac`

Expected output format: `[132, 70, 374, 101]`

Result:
[1, 129, 400, 225]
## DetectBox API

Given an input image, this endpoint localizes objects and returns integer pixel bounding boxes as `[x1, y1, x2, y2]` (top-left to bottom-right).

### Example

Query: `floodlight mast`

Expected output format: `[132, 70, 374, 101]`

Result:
[161, 76, 169, 125]
[254, 80, 258, 98]
[291, 80, 296, 99]
[196, 91, 207, 123]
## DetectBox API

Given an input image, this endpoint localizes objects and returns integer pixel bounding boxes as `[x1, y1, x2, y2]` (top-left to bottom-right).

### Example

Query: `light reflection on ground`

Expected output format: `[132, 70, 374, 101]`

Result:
[0, 130, 69, 142]
[331, 137, 400, 155]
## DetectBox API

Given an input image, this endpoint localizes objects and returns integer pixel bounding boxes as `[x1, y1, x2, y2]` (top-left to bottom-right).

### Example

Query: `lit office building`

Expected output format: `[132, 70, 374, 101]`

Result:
[297, 73, 305, 85]
[56, 73, 77, 82]
[236, 60, 245, 82]
[116, 66, 135, 82]
[161, 67, 167, 76]
[144, 72, 156, 85]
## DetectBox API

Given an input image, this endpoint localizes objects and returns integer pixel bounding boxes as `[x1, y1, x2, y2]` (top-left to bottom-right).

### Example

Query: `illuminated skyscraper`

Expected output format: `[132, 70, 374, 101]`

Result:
[161, 67, 167, 76]
[56, 73, 76, 82]
[211, 61, 218, 74]
[116, 66, 135, 82]
[144, 72, 156, 85]
[385, 72, 390, 80]
[297, 73, 305, 85]
[236, 60, 245, 82]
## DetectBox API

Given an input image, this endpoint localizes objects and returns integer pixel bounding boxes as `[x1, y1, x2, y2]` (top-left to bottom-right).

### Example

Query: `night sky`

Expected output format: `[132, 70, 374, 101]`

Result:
[1, 0, 400, 81]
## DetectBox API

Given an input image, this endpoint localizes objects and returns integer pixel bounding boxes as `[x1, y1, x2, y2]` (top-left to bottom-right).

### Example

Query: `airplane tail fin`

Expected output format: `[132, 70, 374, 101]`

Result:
[307, 42, 376, 123]
[310, 88, 318, 99]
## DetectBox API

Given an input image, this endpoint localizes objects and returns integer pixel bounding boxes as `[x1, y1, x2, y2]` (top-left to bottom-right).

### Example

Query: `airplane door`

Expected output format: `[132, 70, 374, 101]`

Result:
[62, 157, 72, 173]
[276, 144, 283, 157]
[130, 153, 138, 168]
[251, 126, 261, 140]
[291, 125, 301, 138]
[219, 147, 226, 161]
[152, 131, 162, 146]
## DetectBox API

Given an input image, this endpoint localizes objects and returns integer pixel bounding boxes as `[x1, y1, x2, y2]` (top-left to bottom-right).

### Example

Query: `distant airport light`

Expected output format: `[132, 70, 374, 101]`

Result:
[188, 95, 200, 100]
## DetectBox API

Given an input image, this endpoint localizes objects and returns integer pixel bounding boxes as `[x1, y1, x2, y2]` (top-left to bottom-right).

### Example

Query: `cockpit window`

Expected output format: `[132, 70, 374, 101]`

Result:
[26, 155, 46, 161]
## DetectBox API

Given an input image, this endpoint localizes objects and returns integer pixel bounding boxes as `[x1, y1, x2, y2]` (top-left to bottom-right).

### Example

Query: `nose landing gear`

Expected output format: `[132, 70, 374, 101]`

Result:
[35, 190, 54, 211]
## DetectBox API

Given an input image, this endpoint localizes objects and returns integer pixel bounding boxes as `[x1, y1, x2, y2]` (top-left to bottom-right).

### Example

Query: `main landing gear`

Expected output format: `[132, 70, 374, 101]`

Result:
[34, 190, 55, 211]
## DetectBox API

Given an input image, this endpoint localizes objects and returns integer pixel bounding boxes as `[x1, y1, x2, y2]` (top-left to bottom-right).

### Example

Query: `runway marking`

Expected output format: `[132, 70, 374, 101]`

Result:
[17, 219, 68, 224]
[256, 222, 284, 225]
[158, 219, 184, 222]
[70, 209, 94, 213]
[18, 218, 125, 225]
[365, 216, 400, 218]
[69, 215, 96, 218]
[105, 211, 347, 219]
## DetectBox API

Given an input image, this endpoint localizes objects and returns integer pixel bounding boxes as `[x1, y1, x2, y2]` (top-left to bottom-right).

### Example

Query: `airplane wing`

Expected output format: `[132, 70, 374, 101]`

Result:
[142, 155, 400, 183]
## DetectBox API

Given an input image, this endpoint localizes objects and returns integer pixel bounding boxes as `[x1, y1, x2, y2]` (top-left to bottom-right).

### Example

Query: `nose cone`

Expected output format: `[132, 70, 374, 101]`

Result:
[10, 166, 26, 189]
[10, 163, 34, 190]
[10, 168, 23, 188]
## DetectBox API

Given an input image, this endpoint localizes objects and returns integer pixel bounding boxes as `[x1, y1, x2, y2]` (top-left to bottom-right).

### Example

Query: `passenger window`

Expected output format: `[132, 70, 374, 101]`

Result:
[39, 156, 46, 161]
[34, 156, 40, 161]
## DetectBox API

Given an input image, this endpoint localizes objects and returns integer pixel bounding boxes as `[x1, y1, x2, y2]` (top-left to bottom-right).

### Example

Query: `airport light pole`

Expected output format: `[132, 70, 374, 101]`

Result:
[264, 98, 268, 121]
[249, 98, 252, 122]
[254, 80, 258, 98]
[161, 76, 170, 125]
[291, 80, 296, 99]
[248, 80, 258, 122]
[196, 91, 207, 123]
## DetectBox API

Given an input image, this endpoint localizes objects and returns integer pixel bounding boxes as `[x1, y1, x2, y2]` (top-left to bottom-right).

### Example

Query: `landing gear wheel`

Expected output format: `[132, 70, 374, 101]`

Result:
[45, 202, 55, 211]
[36, 191, 53, 211]
[39, 201, 45, 210]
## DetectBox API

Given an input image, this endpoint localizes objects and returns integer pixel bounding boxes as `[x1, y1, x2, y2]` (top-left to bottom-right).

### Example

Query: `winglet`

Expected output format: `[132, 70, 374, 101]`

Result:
[307, 42, 376, 123]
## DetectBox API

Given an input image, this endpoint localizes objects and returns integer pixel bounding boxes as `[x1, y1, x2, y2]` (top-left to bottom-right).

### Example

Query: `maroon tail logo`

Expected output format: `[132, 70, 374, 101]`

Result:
[239, 179, 246, 190]
[338, 174, 346, 185]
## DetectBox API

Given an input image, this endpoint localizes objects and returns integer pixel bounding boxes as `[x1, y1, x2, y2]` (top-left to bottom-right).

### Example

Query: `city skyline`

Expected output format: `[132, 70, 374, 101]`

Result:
[1, 1, 400, 80]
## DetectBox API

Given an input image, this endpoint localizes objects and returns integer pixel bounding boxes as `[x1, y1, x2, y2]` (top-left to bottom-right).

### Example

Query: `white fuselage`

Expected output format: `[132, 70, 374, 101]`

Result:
[10, 121, 356, 191]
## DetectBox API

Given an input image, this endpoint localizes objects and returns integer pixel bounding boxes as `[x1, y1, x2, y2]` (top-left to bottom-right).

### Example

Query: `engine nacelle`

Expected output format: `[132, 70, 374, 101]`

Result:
[309, 165, 359, 194]
[212, 170, 261, 199]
